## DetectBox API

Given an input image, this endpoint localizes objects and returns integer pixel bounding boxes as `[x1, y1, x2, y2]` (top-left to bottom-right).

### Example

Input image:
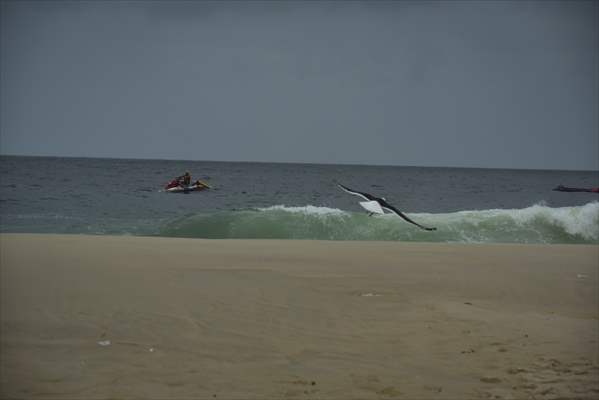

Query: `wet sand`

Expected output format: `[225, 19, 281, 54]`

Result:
[1, 234, 597, 399]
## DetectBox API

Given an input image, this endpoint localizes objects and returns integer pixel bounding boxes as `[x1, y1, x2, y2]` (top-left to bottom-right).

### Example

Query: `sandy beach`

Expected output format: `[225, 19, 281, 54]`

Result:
[1, 234, 597, 399]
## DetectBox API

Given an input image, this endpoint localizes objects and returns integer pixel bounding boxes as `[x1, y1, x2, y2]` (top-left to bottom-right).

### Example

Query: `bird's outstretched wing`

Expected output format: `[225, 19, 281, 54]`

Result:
[379, 200, 437, 231]
[337, 184, 377, 201]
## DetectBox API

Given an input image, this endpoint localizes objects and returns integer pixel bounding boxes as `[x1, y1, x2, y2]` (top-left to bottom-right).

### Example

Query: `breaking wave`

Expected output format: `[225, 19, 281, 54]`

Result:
[158, 202, 599, 244]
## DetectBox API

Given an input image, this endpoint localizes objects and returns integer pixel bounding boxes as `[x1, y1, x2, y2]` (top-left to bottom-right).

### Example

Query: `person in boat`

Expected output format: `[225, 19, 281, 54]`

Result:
[177, 171, 191, 187]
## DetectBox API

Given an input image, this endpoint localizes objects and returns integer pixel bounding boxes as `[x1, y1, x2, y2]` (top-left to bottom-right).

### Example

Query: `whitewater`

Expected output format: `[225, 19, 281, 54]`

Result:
[160, 202, 599, 244]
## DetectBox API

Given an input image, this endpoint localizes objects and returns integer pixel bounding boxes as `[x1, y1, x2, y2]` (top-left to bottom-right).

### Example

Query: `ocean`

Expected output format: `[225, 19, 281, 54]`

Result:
[1, 156, 597, 244]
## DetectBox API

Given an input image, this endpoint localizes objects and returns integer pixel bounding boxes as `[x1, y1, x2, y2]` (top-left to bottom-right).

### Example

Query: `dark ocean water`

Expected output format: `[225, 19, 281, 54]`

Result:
[1, 156, 597, 244]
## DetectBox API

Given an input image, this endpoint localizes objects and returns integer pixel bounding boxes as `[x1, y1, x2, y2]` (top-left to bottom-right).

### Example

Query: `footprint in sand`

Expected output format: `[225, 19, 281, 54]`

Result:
[480, 376, 502, 384]
[285, 379, 318, 397]
[376, 386, 402, 397]
[350, 374, 401, 397]
[507, 356, 599, 398]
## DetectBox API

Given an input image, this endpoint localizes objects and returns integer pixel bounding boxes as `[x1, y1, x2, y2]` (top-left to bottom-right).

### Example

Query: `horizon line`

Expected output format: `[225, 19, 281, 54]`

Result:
[1, 152, 598, 173]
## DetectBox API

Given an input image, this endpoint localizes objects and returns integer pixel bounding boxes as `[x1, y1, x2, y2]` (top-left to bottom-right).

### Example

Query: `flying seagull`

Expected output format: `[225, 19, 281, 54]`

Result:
[338, 183, 437, 231]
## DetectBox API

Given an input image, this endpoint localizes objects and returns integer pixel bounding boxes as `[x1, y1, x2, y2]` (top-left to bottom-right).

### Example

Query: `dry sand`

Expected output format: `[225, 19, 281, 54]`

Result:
[1, 234, 597, 399]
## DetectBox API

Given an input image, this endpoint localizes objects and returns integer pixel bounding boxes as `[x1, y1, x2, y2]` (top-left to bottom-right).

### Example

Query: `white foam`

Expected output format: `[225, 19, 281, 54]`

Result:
[163, 202, 598, 243]
[503, 202, 598, 241]
[414, 202, 599, 242]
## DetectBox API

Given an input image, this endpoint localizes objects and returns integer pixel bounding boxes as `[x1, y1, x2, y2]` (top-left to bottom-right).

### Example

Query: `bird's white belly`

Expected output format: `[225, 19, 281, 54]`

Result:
[359, 201, 385, 215]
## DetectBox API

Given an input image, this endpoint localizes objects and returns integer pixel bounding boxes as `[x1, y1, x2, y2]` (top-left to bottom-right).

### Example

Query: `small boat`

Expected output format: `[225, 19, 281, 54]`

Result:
[166, 183, 209, 193]
[553, 185, 599, 193]
[165, 178, 210, 193]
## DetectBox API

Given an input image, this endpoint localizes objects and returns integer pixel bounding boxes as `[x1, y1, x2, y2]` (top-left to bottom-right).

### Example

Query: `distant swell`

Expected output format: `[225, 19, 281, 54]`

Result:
[158, 202, 599, 244]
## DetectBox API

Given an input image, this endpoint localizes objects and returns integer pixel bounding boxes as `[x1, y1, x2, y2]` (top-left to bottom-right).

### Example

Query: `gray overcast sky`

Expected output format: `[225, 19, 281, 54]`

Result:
[1, 0, 597, 170]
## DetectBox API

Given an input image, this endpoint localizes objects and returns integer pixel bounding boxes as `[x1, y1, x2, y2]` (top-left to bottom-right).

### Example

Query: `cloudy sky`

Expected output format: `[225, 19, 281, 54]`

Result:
[1, 0, 597, 170]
